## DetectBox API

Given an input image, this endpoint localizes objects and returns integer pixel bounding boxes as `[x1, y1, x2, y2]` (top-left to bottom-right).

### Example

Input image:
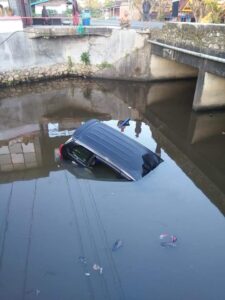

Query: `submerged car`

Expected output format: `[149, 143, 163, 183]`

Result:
[59, 119, 162, 181]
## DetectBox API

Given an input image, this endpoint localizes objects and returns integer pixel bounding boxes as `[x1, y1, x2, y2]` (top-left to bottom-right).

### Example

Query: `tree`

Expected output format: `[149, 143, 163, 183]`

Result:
[83, 0, 101, 10]
[131, 0, 142, 17]
[190, 0, 224, 23]
[103, 0, 114, 8]
[190, 0, 207, 22]
[205, 0, 225, 23]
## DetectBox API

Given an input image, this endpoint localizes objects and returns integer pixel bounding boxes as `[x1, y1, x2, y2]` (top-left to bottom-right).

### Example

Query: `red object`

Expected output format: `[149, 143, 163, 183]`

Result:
[73, 13, 79, 25]
[59, 144, 64, 160]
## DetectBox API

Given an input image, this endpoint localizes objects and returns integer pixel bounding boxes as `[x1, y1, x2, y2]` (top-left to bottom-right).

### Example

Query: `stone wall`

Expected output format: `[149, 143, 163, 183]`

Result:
[0, 64, 100, 87]
[152, 22, 225, 54]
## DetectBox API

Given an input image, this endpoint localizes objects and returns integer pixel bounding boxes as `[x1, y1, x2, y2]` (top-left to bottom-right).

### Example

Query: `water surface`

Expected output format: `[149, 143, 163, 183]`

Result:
[0, 79, 225, 300]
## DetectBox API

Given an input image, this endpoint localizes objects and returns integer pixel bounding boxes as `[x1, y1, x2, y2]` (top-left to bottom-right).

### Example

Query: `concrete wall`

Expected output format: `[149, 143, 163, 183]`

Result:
[0, 28, 146, 71]
[0, 27, 153, 85]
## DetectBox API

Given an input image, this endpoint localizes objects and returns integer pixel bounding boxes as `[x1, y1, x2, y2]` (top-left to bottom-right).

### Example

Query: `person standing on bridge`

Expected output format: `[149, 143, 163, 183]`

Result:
[142, 0, 151, 21]
[42, 5, 49, 25]
[72, 0, 80, 26]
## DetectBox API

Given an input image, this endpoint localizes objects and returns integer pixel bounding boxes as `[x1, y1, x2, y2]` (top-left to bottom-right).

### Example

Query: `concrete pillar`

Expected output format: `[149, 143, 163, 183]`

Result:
[193, 71, 225, 111]
[150, 54, 198, 80]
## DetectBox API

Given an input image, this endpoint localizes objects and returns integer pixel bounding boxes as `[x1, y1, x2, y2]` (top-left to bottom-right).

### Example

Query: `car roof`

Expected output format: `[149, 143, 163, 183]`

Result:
[72, 119, 161, 181]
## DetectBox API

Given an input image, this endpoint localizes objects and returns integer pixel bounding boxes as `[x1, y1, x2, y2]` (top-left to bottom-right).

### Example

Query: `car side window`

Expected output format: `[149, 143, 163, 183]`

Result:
[71, 145, 93, 165]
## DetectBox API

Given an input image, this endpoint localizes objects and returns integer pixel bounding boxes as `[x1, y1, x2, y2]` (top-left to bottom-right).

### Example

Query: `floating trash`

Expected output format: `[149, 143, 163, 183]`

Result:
[112, 239, 123, 251]
[78, 256, 87, 264]
[118, 118, 130, 128]
[93, 264, 103, 274]
[159, 233, 168, 240]
[171, 235, 177, 243]
[85, 272, 91, 277]
[222, 131, 225, 135]
[128, 106, 132, 109]
[36, 289, 41, 296]
[159, 233, 177, 248]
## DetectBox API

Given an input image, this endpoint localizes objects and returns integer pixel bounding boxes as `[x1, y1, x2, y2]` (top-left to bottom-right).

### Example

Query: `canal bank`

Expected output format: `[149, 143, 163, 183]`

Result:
[0, 27, 153, 86]
[1, 23, 225, 110]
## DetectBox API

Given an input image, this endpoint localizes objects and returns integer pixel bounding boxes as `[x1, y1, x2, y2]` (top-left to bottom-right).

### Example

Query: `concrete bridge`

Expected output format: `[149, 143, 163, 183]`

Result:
[0, 21, 225, 111]
[149, 23, 225, 111]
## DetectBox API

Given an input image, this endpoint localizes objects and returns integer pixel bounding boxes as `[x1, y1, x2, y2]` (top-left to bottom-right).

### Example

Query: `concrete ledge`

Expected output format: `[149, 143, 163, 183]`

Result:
[149, 40, 225, 64]
[25, 26, 113, 38]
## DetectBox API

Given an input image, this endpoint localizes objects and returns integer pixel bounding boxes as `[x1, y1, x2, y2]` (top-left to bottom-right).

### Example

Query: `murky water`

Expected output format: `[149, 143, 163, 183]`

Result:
[0, 78, 225, 300]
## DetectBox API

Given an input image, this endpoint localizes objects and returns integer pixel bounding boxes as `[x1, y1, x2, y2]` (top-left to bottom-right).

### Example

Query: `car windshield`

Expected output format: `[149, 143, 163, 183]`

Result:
[70, 145, 93, 164]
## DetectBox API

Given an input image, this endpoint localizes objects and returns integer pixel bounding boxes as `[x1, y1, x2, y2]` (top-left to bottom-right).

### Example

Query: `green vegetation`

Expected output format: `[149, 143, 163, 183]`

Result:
[103, 0, 114, 8]
[190, 0, 225, 23]
[81, 52, 91, 65]
[67, 56, 73, 70]
[98, 61, 113, 69]
[64, 8, 72, 17]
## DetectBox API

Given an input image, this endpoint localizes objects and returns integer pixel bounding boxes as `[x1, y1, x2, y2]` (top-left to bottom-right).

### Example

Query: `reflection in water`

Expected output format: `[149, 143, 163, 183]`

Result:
[0, 78, 224, 212]
[135, 121, 142, 138]
[0, 78, 225, 300]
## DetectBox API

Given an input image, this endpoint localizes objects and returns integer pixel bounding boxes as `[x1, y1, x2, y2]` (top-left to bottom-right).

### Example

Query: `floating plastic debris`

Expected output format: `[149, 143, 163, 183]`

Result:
[36, 289, 41, 296]
[128, 106, 132, 109]
[78, 256, 87, 264]
[118, 118, 130, 128]
[93, 264, 99, 270]
[93, 264, 103, 274]
[85, 273, 91, 277]
[159, 233, 177, 248]
[112, 239, 123, 251]
[222, 131, 225, 135]
[171, 235, 177, 243]
[159, 233, 168, 240]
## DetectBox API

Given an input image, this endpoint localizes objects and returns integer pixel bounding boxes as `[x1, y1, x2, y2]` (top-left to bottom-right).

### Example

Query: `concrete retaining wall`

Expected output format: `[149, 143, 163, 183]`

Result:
[0, 28, 151, 86]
